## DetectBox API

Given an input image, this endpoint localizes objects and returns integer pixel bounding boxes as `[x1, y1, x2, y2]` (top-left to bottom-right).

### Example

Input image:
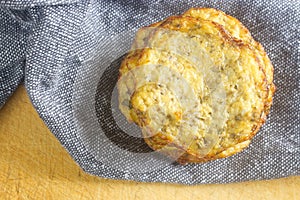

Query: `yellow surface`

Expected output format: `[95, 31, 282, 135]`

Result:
[0, 85, 299, 200]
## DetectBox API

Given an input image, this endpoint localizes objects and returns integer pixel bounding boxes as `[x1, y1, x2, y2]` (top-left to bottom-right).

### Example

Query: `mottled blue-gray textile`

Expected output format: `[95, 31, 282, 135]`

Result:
[0, 0, 299, 184]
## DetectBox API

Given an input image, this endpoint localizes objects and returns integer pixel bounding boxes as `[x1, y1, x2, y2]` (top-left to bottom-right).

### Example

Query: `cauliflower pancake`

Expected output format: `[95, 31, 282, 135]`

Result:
[118, 8, 274, 164]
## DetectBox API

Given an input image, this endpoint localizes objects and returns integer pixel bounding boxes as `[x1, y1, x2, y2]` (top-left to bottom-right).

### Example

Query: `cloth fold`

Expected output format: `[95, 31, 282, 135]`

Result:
[0, 0, 299, 184]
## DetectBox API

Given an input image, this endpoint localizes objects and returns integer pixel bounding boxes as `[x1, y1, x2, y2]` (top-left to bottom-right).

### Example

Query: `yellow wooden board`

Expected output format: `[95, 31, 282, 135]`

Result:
[0, 85, 299, 200]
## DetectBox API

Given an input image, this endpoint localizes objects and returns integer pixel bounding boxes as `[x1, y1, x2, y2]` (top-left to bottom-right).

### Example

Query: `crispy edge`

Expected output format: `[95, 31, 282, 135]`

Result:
[119, 20, 166, 77]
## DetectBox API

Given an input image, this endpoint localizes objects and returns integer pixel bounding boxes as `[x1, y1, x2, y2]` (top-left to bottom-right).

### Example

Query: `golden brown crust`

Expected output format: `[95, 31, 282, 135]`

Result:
[118, 8, 275, 164]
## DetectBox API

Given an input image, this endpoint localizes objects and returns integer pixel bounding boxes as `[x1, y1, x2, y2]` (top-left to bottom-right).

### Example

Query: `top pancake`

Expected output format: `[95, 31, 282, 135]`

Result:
[126, 8, 274, 115]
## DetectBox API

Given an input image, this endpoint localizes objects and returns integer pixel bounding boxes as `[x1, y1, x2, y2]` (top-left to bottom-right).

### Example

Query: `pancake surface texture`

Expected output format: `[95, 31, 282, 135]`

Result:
[118, 8, 275, 164]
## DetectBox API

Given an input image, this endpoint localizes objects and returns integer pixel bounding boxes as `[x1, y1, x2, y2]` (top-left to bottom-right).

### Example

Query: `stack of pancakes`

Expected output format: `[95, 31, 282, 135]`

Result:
[117, 8, 275, 164]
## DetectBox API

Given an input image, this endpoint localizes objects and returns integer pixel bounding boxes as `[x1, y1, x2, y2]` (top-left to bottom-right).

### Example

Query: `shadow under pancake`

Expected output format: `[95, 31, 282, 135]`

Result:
[95, 54, 153, 153]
